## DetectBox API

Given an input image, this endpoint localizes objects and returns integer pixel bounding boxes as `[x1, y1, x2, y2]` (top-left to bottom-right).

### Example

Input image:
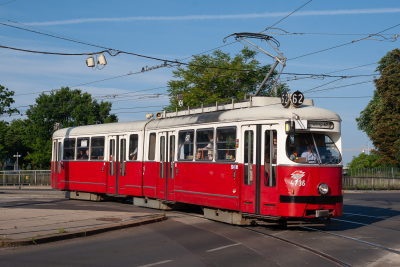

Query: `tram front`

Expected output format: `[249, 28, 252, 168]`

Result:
[278, 120, 343, 220]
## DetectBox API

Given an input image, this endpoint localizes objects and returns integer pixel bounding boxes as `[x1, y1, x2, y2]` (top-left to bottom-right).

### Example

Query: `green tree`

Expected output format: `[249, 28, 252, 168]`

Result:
[0, 85, 19, 117]
[166, 47, 289, 111]
[356, 48, 400, 166]
[348, 151, 393, 169]
[22, 87, 118, 169]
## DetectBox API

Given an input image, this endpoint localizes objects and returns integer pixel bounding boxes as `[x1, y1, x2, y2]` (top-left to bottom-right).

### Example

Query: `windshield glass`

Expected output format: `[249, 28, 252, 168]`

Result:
[286, 133, 341, 164]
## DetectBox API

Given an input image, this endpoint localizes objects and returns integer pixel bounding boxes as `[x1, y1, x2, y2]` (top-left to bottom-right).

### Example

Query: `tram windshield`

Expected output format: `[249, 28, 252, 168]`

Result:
[286, 133, 341, 164]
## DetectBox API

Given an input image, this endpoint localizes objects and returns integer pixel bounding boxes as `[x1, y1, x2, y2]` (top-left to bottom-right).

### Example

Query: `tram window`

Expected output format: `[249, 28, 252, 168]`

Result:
[160, 136, 165, 178]
[90, 137, 105, 160]
[169, 135, 175, 179]
[178, 130, 194, 160]
[243, 131, 254, 185]
[129, 134, 139, 160]
[77, 137, 90, 160]
[148, 133, 156, 160]
[120, 138, 126, 176]
[196, 129, 214, 161]
[265, 130, 277, 187]
[216, 127, 236, 161]
[63, 138, 75, 160]
[286, 133, 341, 164]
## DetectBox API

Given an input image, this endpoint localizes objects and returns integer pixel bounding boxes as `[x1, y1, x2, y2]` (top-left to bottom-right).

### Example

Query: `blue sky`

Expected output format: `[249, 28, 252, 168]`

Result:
[0, 0, 399, 165]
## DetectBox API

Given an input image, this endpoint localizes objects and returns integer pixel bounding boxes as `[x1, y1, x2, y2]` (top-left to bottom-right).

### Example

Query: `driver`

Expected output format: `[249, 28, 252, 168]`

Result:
[301, 144, 317, 163]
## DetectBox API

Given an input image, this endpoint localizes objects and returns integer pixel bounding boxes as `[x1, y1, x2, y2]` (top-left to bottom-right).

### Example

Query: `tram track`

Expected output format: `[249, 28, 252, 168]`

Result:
[243, 227, 352, 267]
[300, 226, 400, 256]
[168, 210, 352, 267]
[330, 218, 400, 232]
[343, 212, 400, 222]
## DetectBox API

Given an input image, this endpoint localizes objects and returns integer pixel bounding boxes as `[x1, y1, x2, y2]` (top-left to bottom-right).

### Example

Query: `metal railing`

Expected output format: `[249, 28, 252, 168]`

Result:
[343, 167, 400, 190]
[0, 170, 51, 186]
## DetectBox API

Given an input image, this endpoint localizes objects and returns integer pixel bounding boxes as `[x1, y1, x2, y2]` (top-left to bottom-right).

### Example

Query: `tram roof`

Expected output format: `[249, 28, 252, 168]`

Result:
[146, 103, 341, 130]
[53, 120, 149, 138]
[53, 103, 340, 138]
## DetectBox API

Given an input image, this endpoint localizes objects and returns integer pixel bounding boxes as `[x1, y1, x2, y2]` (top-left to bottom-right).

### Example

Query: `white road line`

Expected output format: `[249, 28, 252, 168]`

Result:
[344, 212, 400, 221]
[206, 243, 241, 252]
[137, 260, 173, 267]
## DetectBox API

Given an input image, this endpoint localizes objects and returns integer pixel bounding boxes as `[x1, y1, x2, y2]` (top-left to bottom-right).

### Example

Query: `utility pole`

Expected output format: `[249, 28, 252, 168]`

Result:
[13, 152, 21, 170]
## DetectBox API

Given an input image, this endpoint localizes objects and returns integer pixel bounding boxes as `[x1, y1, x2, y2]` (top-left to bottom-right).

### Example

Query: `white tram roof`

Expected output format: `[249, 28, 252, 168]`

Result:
[53, 120, 148, 138]
[147, 103, 341, 130]
[53, 100, 341, 138]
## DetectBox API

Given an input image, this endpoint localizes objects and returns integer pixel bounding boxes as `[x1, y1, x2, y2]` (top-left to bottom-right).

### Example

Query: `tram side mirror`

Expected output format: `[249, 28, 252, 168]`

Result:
[285, 121, 295, 135]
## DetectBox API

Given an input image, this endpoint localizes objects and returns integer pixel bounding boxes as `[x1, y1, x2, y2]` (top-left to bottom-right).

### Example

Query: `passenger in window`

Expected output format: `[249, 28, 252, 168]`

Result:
[178, 135, 185, 159]
[77, 150, 84, 159]
[301, 145, 317, 163]
[130, 147, 138, 160]
[265, 134, 277, 165]
[197, 132, 213, 160]
[83, 149, 89, 159]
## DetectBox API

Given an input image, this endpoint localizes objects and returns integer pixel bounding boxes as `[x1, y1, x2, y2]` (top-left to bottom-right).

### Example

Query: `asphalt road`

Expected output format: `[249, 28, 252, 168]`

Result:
[1, 191, 400, 267]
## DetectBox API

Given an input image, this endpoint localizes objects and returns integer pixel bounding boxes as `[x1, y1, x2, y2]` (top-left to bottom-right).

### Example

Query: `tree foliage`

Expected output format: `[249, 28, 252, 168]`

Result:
[166, 48, 289, 111]
[0, 85, 19, 117]
[0, 87, 118, 169]
[356, 48, 400, 166]
[348, 151, 392, 169]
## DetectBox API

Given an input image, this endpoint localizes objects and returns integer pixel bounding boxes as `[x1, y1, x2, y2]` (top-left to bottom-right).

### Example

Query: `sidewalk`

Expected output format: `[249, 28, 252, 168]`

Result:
[0, 190, 166, 247]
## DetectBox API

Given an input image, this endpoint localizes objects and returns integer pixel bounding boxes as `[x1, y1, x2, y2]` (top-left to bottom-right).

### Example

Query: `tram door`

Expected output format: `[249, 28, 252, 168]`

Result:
[240, 125, 257, 214]
[260, 126, 279, 216]
[157, 131, 176, 200]
[52, 139, 63, 189]
[107, 136, 118, 195]
[240, 125, 279, 216]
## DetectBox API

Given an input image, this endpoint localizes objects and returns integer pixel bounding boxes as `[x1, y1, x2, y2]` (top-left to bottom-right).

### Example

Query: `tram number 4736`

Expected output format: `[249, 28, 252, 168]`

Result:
[290, 179, 306, 186]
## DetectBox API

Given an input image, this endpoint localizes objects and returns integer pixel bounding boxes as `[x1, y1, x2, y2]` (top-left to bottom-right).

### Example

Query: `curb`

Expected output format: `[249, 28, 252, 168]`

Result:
[0, 215, 167, 247]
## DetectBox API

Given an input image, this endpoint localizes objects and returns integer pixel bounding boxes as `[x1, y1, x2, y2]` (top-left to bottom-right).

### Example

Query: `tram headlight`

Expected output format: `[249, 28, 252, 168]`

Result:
[318, 183, 329, 195]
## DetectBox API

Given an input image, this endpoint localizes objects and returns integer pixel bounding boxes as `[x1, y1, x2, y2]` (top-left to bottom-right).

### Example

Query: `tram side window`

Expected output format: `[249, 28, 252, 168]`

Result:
[148, 133, 156, 160]
[216, 127, 236, 161]
[244, 131, 254, 185]
[91, 137, 105, 160]
[129, 134, 139, 160]
[196, 129, 214, 161]
[77, 137, 90, 160]
[178, 130, 194, 160]
[63, 138, 75, 160]
[265, 130, 277, 187]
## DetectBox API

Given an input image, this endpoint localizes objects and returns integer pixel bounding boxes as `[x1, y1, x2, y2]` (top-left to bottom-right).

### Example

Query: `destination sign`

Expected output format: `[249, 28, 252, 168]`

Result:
[308, 121, 334, 129]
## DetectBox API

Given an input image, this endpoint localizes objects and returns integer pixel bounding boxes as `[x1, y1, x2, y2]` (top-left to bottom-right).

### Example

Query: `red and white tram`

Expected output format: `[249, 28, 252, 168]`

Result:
[51, 96, 343, 225]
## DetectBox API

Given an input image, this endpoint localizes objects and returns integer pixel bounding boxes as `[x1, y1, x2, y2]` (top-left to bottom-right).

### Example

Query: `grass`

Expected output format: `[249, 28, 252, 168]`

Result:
[58, 227, 65, 234]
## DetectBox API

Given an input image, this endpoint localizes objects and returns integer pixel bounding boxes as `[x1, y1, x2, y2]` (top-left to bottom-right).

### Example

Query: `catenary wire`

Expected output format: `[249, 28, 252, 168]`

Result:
[289, 23, 400, 61]
[306, 80, 374, 95]
[0, 0, 16, 6]
[263, 0, 313, 31]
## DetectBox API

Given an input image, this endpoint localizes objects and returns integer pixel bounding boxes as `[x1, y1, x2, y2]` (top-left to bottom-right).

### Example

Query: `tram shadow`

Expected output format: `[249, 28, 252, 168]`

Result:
[304, 203, 400, 231]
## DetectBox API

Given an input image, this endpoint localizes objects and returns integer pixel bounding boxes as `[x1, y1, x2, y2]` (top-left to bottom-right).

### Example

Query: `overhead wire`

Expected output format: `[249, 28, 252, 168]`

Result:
[263, 0, 313, 32]
[306, 80, 374, 95]
[289, 23, 400, 61]
[0, 0, 16, 6]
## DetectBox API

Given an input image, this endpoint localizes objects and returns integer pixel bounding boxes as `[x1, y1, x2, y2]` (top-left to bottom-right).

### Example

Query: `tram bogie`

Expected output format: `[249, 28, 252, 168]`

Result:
[51, 96, 343, 224]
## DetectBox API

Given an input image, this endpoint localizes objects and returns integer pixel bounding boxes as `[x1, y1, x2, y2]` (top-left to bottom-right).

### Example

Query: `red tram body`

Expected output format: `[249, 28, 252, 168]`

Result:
[51, 97, 343, 225]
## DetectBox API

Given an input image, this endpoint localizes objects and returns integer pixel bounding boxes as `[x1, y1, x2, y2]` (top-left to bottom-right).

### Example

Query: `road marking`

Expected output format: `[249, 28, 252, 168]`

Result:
[137, 260, 173, 267]
[344, 212, 400, 221]
[206, 243, 241, 252]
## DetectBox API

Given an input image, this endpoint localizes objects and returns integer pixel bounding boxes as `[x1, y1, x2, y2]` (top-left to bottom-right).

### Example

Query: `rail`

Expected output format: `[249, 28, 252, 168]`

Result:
[0, 170, 51, 186]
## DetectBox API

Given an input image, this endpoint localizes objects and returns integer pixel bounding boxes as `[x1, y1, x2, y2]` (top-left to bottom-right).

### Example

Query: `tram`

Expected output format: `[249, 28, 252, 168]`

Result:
[51, 95, 343, 225]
